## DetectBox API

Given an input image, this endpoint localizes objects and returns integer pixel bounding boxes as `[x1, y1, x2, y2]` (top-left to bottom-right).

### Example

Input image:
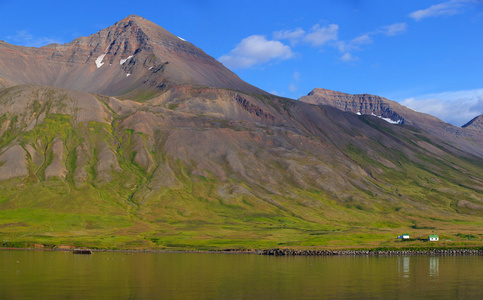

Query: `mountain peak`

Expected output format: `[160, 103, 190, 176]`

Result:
[116, 14, 159, 27]
[462, 114, 483, 131]
[112, 14, 175, 39]
[123, 14, 146, 20]
[0, 16, 265, 96]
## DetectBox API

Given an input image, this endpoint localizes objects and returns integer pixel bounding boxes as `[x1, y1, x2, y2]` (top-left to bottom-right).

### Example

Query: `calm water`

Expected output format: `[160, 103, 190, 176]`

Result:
[1, 250, 482, 299]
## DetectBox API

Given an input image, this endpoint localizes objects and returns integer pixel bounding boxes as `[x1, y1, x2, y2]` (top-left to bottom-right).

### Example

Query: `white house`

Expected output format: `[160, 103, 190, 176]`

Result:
[398, 234, 410, 239]
[428, 234, 439, 241]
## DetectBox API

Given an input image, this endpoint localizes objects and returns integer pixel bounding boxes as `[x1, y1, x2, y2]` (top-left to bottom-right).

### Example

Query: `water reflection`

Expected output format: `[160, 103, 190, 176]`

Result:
[0, 250, 482, 299]
[429, 256, 439, 277]
[399, 256, 410, 278]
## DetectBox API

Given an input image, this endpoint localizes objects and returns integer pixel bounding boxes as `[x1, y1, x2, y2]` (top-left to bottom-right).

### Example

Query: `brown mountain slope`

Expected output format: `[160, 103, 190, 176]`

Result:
[0, 15, 264, 97]
[299, 88, 483, 158]
[1, 84, 481, 210]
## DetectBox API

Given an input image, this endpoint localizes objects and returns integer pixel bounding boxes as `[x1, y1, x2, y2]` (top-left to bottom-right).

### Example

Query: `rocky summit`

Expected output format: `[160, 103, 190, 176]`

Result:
[0, 16, 482, 250]
[300, 88, 406, 124]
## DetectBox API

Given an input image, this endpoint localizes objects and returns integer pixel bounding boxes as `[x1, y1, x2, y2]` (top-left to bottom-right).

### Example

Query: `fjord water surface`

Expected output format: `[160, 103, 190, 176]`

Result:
[1, 250, 482, 299]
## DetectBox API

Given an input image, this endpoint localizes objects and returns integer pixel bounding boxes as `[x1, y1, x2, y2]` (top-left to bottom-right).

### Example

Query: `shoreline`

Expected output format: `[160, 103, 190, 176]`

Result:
[0, 247, 257, 255]
[2, 246, 482, 256]
[260, 248, 483, 256]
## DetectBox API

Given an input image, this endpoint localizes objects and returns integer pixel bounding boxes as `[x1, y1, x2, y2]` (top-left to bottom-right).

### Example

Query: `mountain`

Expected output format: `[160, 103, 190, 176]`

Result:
[299, 88, 483, 158]
[299, 88, 406, 124]
[463, 114, 483, 131]
[0, 16, 482, 250]
[0, 15, 264, 98]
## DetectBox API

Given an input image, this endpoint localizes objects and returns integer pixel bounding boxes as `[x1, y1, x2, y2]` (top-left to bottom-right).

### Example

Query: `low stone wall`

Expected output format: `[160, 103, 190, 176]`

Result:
[260, 248, 483, 256]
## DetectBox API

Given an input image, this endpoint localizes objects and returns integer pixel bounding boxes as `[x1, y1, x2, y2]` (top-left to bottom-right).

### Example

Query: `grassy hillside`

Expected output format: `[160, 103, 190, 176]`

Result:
[0, 85, 482, 250]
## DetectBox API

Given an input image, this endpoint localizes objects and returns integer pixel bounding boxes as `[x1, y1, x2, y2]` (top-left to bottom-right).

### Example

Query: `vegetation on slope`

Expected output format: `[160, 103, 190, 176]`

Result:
[0, 85, 482, 250]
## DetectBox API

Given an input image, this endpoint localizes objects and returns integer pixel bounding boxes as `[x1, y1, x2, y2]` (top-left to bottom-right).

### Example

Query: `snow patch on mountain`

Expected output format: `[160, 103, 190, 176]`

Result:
[120, 55, 133, 65]
[379, 116, 401, 124]
[95, 54, 106, 68]
[95, 47, 110, 68]
[359, 111, 401, 124]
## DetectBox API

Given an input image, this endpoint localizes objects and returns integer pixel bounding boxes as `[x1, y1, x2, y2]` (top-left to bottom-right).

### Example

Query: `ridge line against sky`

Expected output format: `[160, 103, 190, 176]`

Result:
[216, 0, 483, 126]
[0, 0, 482, 126]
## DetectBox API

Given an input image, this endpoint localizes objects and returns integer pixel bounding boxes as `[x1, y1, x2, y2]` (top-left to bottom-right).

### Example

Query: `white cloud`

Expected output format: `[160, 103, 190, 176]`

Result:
[335, 23, 405, 63]
[340, 52, 358, 62]
[219, 35, 293, 69]
[273, 24, 339, 47]
[382, 23, 408, 36]
[335, 34, 372, 63]
[274, 23, 365, 64]
[351, 34, 373, 45]
[222, 20, 406, 69]
[6, 30, 62, 47]
[273, 28, 306, 45]
[409, 0, 476, 21]
[303, 24, 339, 46]
[401, 89, 483, 126]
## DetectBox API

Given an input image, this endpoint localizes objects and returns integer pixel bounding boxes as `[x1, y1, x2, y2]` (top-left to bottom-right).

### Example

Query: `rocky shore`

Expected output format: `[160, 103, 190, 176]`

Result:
[261, 248, 483, 256]
[3, 246, 483, 256]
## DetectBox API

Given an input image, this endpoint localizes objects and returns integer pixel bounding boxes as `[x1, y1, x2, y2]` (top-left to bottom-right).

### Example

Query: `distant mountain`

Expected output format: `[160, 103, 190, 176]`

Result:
[0, 16, 482, 250]
[299, 88, 406, 124]
[463, 114, 483, 131]
[299, 88, 483, 158]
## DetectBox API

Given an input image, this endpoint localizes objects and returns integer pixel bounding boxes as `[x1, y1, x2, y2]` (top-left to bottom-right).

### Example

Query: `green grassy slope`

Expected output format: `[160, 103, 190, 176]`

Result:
[0, 85, 482, 250]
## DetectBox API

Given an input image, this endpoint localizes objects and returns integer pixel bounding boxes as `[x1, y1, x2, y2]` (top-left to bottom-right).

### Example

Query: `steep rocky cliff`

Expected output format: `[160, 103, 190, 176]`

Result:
[300, 88, 405, 124]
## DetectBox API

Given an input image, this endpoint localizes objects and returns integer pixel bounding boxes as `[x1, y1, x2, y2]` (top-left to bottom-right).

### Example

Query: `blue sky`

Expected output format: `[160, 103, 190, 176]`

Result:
[0, 0, 482, 126]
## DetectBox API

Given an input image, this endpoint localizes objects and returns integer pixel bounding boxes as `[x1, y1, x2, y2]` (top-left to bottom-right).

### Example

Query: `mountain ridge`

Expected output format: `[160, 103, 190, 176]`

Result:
[462, 114, 483, 130]
[299, 88, 483, 158]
